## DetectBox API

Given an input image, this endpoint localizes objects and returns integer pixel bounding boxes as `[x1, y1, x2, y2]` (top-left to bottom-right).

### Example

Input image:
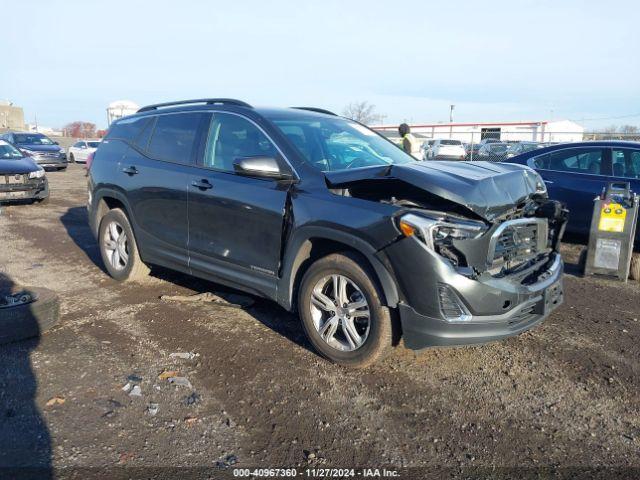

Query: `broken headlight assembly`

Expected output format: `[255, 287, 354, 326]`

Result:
[397, 212, 488, 266]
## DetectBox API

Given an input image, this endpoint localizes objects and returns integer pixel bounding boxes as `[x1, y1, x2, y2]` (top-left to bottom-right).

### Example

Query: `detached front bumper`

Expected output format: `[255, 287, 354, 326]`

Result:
[384, 237, 564, 350]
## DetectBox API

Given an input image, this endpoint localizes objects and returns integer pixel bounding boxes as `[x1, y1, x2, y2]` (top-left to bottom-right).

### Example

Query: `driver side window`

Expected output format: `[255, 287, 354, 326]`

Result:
[204, 113, 278, 172]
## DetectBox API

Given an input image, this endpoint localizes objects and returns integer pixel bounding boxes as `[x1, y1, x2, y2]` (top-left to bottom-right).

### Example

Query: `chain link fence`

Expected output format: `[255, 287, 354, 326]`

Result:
[377, 130, 640, 162]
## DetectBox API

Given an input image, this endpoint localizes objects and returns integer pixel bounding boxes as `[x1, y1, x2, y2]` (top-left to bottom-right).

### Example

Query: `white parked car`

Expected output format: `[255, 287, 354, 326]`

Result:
[67, 140, 100, 163]
[428, 139, 466, 160]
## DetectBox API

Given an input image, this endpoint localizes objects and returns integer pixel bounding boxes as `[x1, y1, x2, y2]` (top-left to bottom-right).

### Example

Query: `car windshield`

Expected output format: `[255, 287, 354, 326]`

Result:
[87, 141, 100, 148]
[0, 140, 24, 159]
[271, 117, 415, 172]
[440, 140, 461, 145]
[13, 134, 55, 145]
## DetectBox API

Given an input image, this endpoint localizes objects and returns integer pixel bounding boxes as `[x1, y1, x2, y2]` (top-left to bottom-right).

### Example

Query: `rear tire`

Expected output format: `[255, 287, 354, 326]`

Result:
[69, 153, 75, 163]
[297, 252, 395, 368]
[98, 208, 150, 281]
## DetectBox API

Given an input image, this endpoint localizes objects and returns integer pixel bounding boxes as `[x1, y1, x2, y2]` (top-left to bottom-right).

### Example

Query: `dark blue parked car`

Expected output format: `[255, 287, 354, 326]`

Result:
[508, 141, 640, 239]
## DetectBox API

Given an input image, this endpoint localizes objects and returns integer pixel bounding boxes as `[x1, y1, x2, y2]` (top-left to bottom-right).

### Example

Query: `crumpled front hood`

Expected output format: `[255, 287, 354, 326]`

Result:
[0, 157, 40, 174]
[325, 161, 544, 221]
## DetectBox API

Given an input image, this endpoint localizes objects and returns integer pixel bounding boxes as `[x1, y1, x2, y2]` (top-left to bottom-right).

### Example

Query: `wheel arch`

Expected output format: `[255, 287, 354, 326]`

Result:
[277, 227, 400, 312]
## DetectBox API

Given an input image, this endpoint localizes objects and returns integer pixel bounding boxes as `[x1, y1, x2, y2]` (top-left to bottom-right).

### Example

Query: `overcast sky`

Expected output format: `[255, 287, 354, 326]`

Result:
[2, 0, 639, 129]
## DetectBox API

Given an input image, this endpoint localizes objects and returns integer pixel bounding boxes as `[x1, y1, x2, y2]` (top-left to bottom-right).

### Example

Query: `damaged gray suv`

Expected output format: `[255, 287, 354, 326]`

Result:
[88, 99, 567, 367]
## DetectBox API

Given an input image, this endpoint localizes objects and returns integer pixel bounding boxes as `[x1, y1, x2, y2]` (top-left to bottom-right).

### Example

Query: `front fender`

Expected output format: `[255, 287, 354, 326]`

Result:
[277, 226, 400, 311]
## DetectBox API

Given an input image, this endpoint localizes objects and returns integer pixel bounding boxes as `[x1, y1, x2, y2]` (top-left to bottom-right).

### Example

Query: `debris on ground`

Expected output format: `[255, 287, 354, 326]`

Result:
[129, 385, 142, 397]
[160, 292, 254, 308]
[45, 396, 66, 407]
[168, 377, 192, 389]
[169, 352, 199, 360]
[215, 454, 238, 469]
[127, 374, 143, 382]
[158, 370, 179, 380]
[122, 382, 132, 393]
[147, 403, 159, 416]
[184, 392, 201, 406]
[184, 415, 198, 426]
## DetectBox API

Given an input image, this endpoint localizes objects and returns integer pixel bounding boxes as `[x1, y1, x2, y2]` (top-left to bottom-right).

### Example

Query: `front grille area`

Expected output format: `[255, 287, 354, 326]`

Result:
[3, 173, 27, 185]
[488, 218, 548, 274]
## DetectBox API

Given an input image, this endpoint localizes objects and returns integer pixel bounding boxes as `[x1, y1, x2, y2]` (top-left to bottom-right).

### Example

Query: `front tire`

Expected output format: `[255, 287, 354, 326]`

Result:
[69, 153, 75, 163]
[298, 252, 395, 368]
[98, 208, 150, 281]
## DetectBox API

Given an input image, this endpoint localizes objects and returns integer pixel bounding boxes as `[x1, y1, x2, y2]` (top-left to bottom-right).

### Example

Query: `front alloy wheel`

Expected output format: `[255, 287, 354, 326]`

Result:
[298, 252, 396, 368]
[310, 274, 370, 351]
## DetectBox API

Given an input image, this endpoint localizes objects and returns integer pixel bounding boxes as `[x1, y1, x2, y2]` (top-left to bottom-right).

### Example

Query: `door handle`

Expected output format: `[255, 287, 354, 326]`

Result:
[191, 179, 213, 190]
[122, 166, 138, 175]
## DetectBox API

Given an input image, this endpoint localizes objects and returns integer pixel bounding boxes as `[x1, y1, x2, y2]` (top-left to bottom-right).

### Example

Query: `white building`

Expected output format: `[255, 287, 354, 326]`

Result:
[106, 100, 139, 126]
[374, 119, 584, 145]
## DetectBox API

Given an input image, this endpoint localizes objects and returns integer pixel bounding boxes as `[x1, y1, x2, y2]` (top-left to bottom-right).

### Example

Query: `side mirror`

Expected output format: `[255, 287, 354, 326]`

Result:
[233, 156, 293, 180]
[53, 141, 59, 145]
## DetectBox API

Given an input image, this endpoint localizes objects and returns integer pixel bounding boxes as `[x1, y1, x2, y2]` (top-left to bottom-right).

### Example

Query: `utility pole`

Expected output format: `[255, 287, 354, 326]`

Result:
[449, 105, 455, 139]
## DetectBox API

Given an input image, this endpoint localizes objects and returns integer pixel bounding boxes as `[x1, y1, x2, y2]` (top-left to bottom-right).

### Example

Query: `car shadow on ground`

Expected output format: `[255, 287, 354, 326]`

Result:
[59, 207, 105, 273]
[0, 273, 52, 479]
[60, 206, 313, 354]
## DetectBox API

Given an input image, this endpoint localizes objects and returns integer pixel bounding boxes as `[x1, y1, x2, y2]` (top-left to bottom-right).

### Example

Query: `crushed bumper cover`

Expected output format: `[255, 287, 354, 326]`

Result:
[384, 236, 564, 350]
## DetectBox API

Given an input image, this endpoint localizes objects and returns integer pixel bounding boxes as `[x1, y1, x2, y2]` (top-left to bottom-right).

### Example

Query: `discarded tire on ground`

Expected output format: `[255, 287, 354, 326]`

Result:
[0, 286, 60, 345]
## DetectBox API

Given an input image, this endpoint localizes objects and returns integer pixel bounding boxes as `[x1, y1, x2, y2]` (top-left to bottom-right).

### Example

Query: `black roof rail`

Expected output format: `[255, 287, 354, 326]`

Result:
[292, 107, 338, 116]
[138, 98, 252, 113]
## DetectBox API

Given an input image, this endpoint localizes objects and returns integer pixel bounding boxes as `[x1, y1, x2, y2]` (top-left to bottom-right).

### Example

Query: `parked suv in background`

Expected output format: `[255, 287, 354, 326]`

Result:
[88, 99, 567, 367]
[0, 132, 67, 170]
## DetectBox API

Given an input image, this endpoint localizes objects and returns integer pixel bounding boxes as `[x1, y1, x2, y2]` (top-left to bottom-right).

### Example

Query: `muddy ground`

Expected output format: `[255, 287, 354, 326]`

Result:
[0, 164, 638, 479]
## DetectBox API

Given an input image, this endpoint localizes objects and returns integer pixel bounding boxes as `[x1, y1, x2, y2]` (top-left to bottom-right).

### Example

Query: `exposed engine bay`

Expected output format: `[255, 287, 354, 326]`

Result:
[325, 162, 568, 281]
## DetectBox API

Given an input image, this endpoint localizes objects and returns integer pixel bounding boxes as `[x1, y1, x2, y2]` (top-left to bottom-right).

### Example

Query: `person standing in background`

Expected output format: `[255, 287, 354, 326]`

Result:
[398, 123, 419, 158]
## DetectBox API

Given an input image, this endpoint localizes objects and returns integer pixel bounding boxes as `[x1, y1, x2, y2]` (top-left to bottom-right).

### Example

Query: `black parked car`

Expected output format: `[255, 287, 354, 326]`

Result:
[88, 99, 566, 367]
[0, 132, 67, 171]
[0, 140, 49, 204]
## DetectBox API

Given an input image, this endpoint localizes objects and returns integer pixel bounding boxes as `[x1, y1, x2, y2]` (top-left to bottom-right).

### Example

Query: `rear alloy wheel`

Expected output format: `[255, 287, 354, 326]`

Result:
[298, 252, 395, 368]
[98, 208, 149, 281]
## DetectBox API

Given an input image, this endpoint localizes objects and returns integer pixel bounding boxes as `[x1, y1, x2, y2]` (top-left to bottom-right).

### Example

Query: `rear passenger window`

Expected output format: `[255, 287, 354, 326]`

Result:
[533, 148, 604, 174]
[147, 113, 206, 164]
[612, 149, 640, 179]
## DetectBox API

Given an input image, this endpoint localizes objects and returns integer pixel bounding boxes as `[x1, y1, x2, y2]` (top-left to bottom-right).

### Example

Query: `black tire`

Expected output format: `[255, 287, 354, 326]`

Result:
[36, 196, 50, 205]
[69, 153, 75, 163]
[98, 208, 150, 281]
[297, 252, 396, 368]
[629, 253, 640, 281]
[0, 286, 60, 345]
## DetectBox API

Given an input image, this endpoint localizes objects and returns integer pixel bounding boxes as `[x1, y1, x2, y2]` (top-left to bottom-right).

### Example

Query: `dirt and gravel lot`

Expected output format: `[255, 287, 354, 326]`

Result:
[0, 164, 638, 479]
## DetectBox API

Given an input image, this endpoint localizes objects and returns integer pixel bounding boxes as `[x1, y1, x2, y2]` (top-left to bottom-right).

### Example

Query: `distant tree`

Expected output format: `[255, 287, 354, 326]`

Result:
[342, 101, 384, 125]
[593, 124, 640, 140]
[63, 121, 96, 138]
[619, 124, 639, 134]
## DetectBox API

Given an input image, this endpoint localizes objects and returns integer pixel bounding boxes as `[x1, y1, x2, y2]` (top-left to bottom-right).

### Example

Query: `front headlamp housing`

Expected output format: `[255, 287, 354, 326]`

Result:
[29, 168, 45, 179]
[397, 212, 488, 266]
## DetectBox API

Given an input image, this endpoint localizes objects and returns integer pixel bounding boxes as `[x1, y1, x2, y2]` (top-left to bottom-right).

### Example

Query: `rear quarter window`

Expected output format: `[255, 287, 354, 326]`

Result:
[105, 116, 151, 143]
